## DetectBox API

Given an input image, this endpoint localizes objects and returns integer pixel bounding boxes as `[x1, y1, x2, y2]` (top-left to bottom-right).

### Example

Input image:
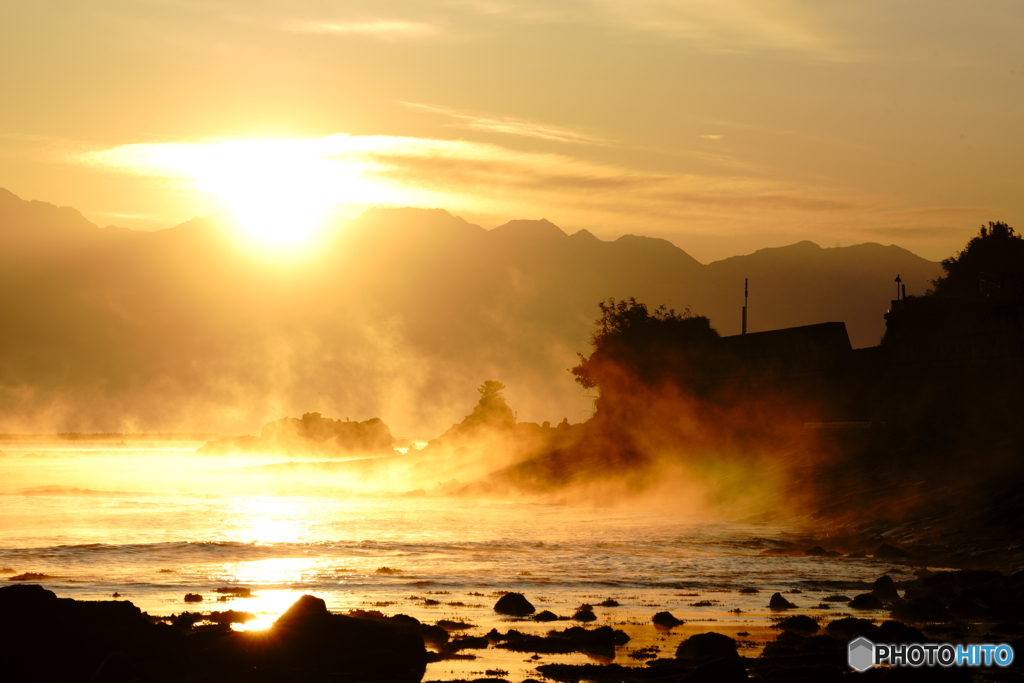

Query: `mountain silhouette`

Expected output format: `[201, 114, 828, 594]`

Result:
[0, 189, 940, 434]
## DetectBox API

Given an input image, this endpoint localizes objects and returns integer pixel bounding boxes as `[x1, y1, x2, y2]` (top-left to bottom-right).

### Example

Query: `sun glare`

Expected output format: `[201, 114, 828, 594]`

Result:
[186, 140, 349, 247]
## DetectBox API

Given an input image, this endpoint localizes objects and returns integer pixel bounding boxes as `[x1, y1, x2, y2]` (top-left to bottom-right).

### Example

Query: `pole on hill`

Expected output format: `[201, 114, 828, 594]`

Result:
[742, 278, 748, 335]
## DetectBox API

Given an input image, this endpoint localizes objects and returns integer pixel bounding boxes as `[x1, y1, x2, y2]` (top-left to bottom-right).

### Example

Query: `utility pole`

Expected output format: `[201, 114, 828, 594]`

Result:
[742, 278, 748, 334]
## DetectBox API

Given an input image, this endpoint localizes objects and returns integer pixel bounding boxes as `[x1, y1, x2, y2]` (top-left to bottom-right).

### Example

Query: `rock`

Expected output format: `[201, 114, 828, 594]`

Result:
[769, 592, 796, 610]
[822, 594, 852, 602]
[497, 626, 629, 656]
[493, 592, 535, 616]
[259, 594, 427, 682]
[571, 606, 596, 622]
[598, 598, 619, 607]
[420, 623, 450, 647]
[184, 593, 203, 603]
[675, 632, 739, 660]
[214, 586, 253, 597]
[738, 587, 759, 594]
[774, 615, 820, 635]
[449, 635, 490, 651]
[533, 610, 559, 622]
[849, 593, 885, 610]
[652, 611, 684, 627]
[872, 575, 901, 603]
[874, 543, 912, 559]
[8, 572, 48, 581]
[877, 620, 925, 644]
[805, 546, 827, 556]
[891, 597, 952, 622]
[684, 655, 749, 682]
[826, 617, 879, 639]
[0, 583, 185, 681]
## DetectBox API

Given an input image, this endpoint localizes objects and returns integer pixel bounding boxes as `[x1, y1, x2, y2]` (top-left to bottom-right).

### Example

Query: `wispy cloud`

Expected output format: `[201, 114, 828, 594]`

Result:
[73, 133, 856, 236]
[404, 103, 607, 144]
[283, 19, 437, 38]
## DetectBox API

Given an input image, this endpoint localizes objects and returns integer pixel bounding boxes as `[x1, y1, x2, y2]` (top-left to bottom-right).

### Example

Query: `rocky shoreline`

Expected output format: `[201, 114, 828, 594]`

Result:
[7, 562, 1024, 683]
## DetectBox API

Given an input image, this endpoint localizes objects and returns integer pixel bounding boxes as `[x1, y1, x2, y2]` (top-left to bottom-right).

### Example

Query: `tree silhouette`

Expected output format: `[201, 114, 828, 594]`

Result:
[571, 298, 719, 392]
[929, 221, 1024, 300]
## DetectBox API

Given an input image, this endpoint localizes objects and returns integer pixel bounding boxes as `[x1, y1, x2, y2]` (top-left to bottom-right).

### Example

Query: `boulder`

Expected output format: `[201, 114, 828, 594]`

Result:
[849, 593, 885, 610]
[874, 543, 912, 559]
[891, 597, 952, 622]
[826, 617, 879, 640]
[675, 632, 739, 660]
[872, 575, 901, 603]
[769, 592, 796, 610]
[533, 610, 559, 622]
[652, 611, 684, 627]
[571, 606, 597, 622]
[493, 592, 535, 616]
[774, 615, 820, 635]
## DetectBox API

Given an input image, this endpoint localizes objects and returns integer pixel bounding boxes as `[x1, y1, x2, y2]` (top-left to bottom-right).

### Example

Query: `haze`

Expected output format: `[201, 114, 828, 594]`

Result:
[2, 0, 1022, 261]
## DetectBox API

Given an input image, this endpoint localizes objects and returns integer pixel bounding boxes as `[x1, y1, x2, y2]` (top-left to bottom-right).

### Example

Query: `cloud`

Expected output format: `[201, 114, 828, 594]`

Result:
[72, 132, 857, 238]
[283, 19, 437, 38]
[404, 103, 608, 144]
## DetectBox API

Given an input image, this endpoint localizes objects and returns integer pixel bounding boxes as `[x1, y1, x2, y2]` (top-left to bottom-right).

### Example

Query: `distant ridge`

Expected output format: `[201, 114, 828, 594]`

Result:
[0, 190, 941, 434]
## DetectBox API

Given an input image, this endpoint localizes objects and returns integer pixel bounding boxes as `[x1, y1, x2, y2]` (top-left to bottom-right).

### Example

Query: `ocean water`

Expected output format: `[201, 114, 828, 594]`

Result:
[0, 438, 921, 679]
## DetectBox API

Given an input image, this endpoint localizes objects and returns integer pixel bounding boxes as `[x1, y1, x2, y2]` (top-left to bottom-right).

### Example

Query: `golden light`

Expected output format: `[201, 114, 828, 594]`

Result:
[78, 135, 423, 249]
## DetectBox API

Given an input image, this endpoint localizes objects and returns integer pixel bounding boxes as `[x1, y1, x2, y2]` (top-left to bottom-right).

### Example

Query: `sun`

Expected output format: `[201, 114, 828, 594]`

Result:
[187, 139, 346, 247]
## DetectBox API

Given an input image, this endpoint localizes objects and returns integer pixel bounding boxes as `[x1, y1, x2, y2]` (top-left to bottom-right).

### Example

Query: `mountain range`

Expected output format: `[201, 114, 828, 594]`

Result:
[0, 188, 941, 434]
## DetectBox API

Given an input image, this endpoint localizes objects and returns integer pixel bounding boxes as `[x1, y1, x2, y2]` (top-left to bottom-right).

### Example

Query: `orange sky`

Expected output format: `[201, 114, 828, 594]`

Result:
[2, 0, 1022, 261]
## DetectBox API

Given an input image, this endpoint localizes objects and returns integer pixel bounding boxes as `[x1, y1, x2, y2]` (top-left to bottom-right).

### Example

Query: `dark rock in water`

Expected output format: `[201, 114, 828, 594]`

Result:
[499, 626, 626, 659]
[774, 615, 820, 635]
[738, 587, 759, 594]
[685, 655, 748, 682]
[184, 593, 203, 603]
[536, 663, 637, 682]
[0, 586, 426, 682]
[805, 546, 827, 556]
[597, 598, 619, 607]
[245, 594, 427, 681]
[214, 586, 253, 597]
[555, 625, 630, 650]
[652, 611, 684, 627]
[849, 593, 885, 610]
[769, 592, 796, 610]
[449, 635, 490, 651]
[847, 551, 867, 558]
[891, 597, 952, 622]
[8, 572, 49, 581]
[496, 636, 577, 654]
[877, 620, 925, 644]
[675, 632, 739, 660]
[826, 617, 880, 639]
[533, 610, 559, 622]
[872, 575, 901, 603]
[822, 594, 851, 602]
[0, 583, 186, 682]
[419, 623, 450, 647]
[571, 606, 596, 622]
[493, 592, 535, 616]
[874, 543, 912, 559]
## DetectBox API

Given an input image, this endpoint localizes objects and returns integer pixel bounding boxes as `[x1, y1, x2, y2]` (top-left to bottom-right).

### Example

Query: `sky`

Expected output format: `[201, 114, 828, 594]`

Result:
[1, 0, 1022, 262]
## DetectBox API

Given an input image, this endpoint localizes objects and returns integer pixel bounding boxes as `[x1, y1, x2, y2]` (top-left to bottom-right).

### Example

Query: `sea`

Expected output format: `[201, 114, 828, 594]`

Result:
[0, 437, 927, 680]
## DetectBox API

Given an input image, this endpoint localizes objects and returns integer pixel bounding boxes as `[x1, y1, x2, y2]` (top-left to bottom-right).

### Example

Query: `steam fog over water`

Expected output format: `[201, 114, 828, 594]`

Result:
[1, 439, 930, 679]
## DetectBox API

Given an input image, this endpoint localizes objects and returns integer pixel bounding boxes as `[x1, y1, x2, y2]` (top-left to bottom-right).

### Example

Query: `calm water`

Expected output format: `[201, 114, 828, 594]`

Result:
[0, 438, 921, 679]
